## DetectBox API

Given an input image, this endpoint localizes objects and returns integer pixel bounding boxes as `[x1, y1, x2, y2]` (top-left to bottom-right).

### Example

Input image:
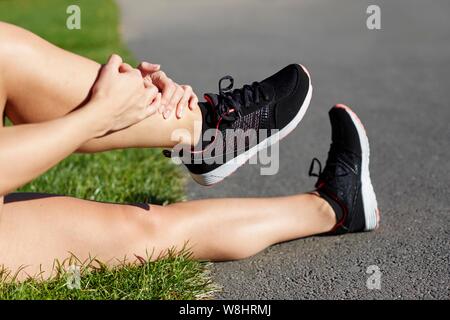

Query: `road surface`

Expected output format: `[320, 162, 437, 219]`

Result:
[117, 0, 449, 299]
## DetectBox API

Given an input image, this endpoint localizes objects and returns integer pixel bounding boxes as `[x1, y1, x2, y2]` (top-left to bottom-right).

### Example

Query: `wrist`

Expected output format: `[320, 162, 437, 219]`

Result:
[72, 101, 111, 139]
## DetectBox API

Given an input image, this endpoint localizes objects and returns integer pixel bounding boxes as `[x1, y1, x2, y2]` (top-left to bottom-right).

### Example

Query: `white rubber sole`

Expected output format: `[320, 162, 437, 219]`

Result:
[334, 104, 380, 231]
[190, 64, 313, 186]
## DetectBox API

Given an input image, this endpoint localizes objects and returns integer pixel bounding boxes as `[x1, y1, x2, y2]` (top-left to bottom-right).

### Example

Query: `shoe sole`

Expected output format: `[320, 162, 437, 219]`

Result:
[190, 64, 313, 186]
[334, 104, 380, 231]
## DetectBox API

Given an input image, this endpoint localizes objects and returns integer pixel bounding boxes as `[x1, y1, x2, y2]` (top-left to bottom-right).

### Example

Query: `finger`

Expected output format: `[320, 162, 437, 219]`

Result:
[161, 79, 176, 115]
[125, 68, 144, 81]
[181, 85, 196, 111]
[143, 75, 153, 88]
[144, 85, 159, 105]
[177, 86, 192, 118]
[176, 92, 189, 119]
[150, 70, 169, 89]
[105, 54, 123, 72]
[98, 54, 122, 80]
[119, 63, 133, 73]
[132, 68, 143, 77]
[152, 71, 176, 112]
[138, 86, 159, 120]
[158, 104, 165, 114]
[138, 61, 161, 77]
[189, 94, 199, 111]
[165, 85, 184, 119]
[146, 92, 161, 116]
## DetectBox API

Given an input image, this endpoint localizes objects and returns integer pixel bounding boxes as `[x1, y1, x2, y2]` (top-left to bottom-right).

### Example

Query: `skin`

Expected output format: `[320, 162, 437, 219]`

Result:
[0, 22, 336, 280]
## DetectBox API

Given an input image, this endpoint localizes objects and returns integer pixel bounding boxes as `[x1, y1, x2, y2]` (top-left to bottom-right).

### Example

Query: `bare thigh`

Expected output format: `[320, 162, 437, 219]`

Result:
[0, 22, 201, 150]
[0, 22, 99, 124]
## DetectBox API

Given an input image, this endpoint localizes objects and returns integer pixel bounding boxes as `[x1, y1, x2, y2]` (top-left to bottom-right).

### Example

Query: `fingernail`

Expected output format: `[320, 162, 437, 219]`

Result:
[164, 110, 171, 119]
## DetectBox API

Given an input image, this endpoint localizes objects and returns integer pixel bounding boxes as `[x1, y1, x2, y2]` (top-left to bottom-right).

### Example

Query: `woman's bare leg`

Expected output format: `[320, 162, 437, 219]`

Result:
[0, 23, 336, 280]
[0, 193, 335, 279]
[0, 22, 201, 150]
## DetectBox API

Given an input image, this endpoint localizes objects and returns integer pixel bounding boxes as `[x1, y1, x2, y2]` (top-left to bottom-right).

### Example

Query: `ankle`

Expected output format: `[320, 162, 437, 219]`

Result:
[172, 104, 203, 147]
[311, 191, 337, 230]
[189, 103, 203, 147]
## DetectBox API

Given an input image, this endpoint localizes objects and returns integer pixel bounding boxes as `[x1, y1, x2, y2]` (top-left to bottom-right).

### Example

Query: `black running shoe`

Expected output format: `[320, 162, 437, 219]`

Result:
[170, 64, 312, 186]
[309, 104, 380, 234]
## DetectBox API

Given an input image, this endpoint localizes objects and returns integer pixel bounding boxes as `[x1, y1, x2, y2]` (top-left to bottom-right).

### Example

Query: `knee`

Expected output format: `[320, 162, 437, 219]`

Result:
[0, 23, 21, 94]
[122, 204, 164, 235]
[121, 204, 178, 252]
[0, 22, 36, 65]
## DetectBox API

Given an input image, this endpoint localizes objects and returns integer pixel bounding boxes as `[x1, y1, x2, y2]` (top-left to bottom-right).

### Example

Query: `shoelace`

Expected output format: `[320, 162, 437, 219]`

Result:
[206, 76, 273, 122]
[308, 145, 352, 185]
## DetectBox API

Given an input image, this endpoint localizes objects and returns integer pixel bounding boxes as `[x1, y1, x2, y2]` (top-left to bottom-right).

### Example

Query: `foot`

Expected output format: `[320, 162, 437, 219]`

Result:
[309, 104, 380, 234]
[172, 64, 312, 186]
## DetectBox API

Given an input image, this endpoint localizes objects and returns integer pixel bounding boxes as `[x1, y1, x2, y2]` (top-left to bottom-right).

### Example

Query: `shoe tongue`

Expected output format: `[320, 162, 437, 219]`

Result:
[201, 94, 220, 126]
[204, 93, 219, 108]
[204, 93, 239, 123]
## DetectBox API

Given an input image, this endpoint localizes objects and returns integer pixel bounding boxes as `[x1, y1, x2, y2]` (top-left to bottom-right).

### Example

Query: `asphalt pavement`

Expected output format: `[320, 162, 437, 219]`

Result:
[117, 0, 450, 299]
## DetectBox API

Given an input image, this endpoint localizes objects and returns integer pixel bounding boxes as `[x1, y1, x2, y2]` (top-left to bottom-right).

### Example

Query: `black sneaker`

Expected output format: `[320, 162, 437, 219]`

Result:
[309, 104, 380, 234]
[171, 64, 312, 186]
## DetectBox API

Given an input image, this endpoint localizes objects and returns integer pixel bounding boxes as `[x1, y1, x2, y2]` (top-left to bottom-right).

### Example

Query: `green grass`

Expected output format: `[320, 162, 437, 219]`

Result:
[0, 0, 216, 299]
[0, 250, 218, 300]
